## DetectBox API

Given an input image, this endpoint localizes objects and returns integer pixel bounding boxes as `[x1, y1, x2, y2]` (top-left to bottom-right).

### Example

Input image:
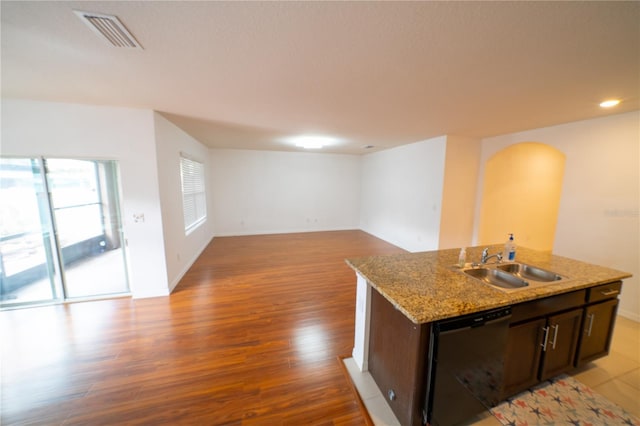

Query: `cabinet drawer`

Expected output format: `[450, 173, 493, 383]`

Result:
[587, 281, 622, 303]
[511, 290, 586, 324]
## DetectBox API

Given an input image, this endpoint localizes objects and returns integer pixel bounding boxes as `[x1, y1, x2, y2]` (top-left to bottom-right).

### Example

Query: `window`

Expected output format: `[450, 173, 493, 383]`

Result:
[180, 154, 206, 233]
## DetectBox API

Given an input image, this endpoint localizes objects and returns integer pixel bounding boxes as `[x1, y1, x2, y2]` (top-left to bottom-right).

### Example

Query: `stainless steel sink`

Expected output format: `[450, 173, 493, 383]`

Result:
[463, 267, 529, 290]
[497, 263, 563, 282]
[457, 260, 567, 292]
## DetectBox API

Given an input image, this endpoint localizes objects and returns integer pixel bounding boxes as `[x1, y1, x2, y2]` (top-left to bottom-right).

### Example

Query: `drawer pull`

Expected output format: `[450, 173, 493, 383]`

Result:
[586, 313, 595, 337]
[600, 289, 619, 297]
[541, 326, 550, 351]
[551, 324, 559, 350]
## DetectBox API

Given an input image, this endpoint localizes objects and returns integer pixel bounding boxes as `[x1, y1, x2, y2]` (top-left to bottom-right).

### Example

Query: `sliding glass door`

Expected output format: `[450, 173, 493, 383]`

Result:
[45, 159, 129, 299]
[0, 158, 62, 305]
[0, 157, 129, 308]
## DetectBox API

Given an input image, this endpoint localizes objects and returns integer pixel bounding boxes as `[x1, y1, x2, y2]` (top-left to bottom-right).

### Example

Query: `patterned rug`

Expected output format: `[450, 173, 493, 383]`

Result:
[490, 374, 639, 426]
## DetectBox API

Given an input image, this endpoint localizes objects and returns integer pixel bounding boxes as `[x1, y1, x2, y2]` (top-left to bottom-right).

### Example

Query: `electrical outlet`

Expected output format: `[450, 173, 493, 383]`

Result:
[133, 213, 145, 223]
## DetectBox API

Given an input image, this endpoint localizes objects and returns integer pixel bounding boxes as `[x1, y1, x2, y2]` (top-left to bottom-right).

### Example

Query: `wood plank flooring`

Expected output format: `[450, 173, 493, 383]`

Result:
[1, 230, 405, 425]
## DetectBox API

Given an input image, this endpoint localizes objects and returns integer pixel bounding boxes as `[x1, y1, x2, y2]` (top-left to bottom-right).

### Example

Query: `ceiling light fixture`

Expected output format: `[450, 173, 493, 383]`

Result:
[289, 135, 339, 150]
[296, 140, 324, 150]
[599, 99, 620, 108]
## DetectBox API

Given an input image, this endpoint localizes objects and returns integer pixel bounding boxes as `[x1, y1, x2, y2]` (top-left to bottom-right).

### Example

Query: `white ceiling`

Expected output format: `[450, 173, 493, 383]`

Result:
[1, 1, 638, 154]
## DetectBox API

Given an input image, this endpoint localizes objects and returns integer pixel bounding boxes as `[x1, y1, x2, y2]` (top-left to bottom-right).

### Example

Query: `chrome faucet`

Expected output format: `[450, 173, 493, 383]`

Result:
[481, 248, 503, 264]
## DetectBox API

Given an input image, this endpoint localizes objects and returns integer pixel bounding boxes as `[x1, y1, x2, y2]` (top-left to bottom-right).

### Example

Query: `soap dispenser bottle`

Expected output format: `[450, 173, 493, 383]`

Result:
[505, 234, 516, 261]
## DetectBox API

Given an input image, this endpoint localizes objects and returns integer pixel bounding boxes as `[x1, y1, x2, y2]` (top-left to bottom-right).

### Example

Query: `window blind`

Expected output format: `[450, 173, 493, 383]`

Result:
[180, 155, 206, 233]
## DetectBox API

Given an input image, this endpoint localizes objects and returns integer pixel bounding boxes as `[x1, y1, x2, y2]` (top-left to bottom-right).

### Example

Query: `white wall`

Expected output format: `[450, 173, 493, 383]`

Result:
[1, 99, 170, 298]
[209, 149, 361, 235]
[360, 137, 447, 252]
[476, 111, 640, 320]
[153, 113, 215, 291]
[439, 135, 482, 249]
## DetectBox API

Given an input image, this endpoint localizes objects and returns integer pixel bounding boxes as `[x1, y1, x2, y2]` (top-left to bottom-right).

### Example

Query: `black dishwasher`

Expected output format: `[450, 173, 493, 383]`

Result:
[424, 306, 512, 426]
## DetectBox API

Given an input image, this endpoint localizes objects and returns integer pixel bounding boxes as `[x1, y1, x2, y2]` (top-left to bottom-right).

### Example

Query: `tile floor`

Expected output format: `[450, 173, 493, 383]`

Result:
[345, 315, 640, 425]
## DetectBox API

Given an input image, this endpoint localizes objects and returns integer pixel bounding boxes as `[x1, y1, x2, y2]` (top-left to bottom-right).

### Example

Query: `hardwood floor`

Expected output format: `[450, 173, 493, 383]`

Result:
[1, 230, 405, 425]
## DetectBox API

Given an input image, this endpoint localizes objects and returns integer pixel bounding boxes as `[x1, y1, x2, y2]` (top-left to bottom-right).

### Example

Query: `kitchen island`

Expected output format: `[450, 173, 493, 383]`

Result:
[346, 245, 632, 426]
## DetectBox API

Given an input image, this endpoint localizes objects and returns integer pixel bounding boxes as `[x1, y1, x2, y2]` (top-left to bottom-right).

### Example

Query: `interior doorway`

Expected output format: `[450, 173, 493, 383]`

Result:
[0, 157, 129, 308]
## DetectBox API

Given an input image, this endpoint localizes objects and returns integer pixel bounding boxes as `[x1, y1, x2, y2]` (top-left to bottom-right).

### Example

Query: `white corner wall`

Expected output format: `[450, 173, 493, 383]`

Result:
[153, 113, 215, 291]
[209, 149, 361, 235]
[476, 111, 640, 321]
[439, 135, 482, 249]
[1, 99, 170, 299]
[360, 137, 447, 252]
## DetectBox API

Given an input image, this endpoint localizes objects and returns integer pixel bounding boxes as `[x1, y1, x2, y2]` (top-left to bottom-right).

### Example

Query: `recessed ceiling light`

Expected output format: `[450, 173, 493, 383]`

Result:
[599, 99, 621, 108]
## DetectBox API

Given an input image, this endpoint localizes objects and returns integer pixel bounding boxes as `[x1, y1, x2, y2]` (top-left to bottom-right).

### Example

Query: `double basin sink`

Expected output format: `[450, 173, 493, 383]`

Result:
[460, 262, 566, 291]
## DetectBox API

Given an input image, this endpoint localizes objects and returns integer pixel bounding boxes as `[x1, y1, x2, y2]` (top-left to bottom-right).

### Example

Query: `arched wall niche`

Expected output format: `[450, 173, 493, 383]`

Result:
[478, 142, 566, 251]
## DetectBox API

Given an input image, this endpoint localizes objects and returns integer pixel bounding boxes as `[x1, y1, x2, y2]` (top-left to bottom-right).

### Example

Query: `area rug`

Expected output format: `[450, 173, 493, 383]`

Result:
[491, 374, 639, 426]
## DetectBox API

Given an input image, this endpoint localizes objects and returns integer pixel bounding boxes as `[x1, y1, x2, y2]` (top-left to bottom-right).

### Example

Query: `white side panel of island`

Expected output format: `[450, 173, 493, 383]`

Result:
[353, 273, 372, 371]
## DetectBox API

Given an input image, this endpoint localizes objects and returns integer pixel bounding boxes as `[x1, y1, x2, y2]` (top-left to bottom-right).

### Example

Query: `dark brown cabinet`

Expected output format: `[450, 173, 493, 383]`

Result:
[576, 299, 618, 365]
[576, 282, 620, 367]
[503, 318, 546, 397]
[503, 308, 582, 396]
[503, 290, 585, 397]
[504, 281, 622, 399]
[539, 308, 583, 380]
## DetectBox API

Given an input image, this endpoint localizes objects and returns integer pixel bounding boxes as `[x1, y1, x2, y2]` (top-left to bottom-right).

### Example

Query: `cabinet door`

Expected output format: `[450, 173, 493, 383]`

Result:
[576, 299, 619, 366]
[539, 308, 582, 381]
[503, 318, 546, 398]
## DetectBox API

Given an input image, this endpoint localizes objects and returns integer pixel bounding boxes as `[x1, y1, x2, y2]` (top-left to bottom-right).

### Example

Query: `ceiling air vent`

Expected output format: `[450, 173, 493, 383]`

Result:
[74, 10, 143, 49]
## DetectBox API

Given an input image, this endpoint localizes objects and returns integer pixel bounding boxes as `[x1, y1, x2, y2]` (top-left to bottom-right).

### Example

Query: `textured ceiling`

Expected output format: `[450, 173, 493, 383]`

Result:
[1, 1, 638, 154]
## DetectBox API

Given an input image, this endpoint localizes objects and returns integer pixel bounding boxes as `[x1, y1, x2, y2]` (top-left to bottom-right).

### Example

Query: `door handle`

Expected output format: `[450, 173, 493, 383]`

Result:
[600, 289, 619, 297]
[551, 324, 559, 350]
[541, 326, 550, 351]
[586, 313, 595, 337]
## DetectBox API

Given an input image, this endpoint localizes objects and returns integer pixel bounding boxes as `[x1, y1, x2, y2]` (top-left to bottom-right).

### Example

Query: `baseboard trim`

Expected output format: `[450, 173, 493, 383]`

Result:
[618, 308, 640, 323]
[168, 235, 215, 293]
[337, 355, 375, 426]
[213, 227, 359, 237]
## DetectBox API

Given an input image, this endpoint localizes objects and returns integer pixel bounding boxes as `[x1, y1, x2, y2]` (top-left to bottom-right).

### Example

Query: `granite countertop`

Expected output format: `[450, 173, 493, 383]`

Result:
[346, 245, 632, 324]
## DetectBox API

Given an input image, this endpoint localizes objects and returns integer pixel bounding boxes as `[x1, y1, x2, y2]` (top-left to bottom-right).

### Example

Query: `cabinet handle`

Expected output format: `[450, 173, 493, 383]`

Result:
[541, 326, 550, 351]
[586, 313, 595, 337]
[551, 324, 559, 350]
[600, 289, 619, 297]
